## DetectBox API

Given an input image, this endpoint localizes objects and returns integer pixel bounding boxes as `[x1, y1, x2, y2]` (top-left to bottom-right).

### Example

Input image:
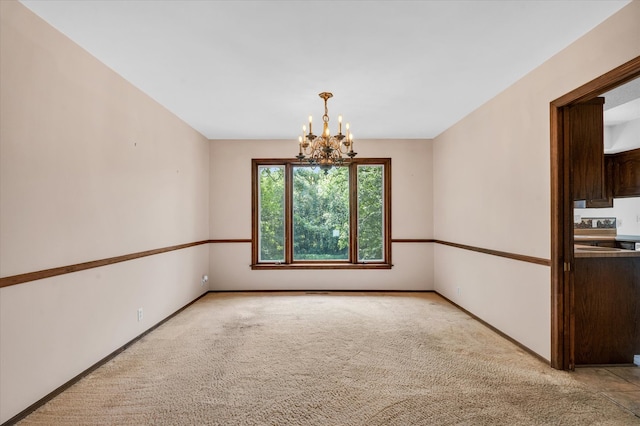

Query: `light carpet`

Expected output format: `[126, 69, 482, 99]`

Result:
[18, 292, 640, 425]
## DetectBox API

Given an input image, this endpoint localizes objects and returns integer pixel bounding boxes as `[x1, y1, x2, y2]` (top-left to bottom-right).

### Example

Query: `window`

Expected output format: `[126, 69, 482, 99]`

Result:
[252, 158, 391, 269]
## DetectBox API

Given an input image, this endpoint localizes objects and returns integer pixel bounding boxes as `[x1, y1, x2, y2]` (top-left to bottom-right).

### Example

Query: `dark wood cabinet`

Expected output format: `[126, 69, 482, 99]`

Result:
[611, 148, 640, 198]
[569, 97, 605, 202]
[586, 155, 614, 208]
[574, 257, 640, 365]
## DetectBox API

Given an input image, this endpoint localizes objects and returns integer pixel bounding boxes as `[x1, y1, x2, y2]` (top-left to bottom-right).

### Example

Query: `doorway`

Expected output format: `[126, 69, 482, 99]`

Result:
[550, 56, 640, 370]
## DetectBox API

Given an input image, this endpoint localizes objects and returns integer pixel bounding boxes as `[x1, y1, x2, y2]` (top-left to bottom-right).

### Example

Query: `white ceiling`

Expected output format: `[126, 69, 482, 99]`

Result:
[605, 97, 640, 126]
[19, 0, 631, 140]
[603, 76, 640, 128]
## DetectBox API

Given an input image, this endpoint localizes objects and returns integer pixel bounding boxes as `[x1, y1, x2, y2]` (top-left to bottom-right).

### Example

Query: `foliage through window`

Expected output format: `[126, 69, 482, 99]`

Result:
[252, 158, 391, 269]
[293, 166, 350, 260]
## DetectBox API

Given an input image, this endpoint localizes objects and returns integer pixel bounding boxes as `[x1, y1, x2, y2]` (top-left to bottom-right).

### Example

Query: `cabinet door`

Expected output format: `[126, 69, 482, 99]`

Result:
[574, 257, 640, 365]
[586, 155, 614, 208]
[568, 97, 605, 201]
[612, 148, 640, 198]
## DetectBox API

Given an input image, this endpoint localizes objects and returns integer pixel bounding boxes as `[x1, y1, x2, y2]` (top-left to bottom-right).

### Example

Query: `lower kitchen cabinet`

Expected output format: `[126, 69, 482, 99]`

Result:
[574, 257, 640, 365]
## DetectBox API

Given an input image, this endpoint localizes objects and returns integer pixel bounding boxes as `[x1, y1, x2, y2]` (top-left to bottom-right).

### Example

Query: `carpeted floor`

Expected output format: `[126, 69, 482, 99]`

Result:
[18, 292, 640, 425]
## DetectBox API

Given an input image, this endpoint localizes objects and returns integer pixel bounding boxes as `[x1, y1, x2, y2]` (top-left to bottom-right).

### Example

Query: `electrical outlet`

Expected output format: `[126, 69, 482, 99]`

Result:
[456, 287, 461, 296]
[137, 308, 143, 322]
[201, 275, 208, 286]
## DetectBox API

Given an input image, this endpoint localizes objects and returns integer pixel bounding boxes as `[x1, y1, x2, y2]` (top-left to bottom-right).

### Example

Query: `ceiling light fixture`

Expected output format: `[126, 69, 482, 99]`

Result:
[296, 92, 356, 172]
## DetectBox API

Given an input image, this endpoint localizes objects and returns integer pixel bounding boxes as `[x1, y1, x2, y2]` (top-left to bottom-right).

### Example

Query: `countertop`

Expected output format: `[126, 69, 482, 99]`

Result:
[574, 234, 640, 242]
[574, 244, 640, 258]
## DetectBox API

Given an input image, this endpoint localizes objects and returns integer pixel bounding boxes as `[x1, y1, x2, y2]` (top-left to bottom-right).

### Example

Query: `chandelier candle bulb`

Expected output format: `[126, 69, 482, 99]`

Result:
[308, 115, 312, 133]
[339, 115, 343, 134]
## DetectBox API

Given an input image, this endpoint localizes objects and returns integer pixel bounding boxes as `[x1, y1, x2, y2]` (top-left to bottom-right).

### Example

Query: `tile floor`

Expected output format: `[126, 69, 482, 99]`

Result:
[572, 365, 640, 418]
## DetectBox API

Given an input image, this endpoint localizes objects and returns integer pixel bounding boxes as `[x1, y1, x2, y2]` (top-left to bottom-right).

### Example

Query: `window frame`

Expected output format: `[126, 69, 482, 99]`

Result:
[251, 158, 392, 270]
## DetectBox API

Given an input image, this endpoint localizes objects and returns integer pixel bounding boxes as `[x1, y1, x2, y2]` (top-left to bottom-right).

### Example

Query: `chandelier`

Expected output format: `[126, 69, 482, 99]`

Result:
[296, 92, 356, 172]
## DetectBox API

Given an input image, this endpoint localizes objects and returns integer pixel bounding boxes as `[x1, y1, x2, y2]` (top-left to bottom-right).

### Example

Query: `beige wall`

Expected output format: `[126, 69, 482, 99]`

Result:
[0, 2, 210, 422]
[209, 138, 434, 291]
[433, 1, 640, 360]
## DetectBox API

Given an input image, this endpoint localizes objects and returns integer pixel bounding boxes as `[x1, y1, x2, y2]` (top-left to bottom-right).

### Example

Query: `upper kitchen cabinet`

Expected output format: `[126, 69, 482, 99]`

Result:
[585, 154, 614, 208]
[611, 148, 640, 197]
[568, 97, 605, 201]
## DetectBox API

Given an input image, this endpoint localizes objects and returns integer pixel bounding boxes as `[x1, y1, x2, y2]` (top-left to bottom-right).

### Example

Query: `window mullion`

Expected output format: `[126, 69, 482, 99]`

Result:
[285, 163, 293, 264]
[349, 162, 358, 263]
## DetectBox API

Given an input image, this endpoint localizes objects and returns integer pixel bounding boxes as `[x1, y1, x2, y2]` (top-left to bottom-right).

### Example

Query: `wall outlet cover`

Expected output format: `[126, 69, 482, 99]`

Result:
[634, 355, 640, 366]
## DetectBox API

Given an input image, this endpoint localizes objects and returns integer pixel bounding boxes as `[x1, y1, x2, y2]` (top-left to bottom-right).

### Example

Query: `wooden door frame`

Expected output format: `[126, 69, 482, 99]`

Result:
[550, 56, 640, 370]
